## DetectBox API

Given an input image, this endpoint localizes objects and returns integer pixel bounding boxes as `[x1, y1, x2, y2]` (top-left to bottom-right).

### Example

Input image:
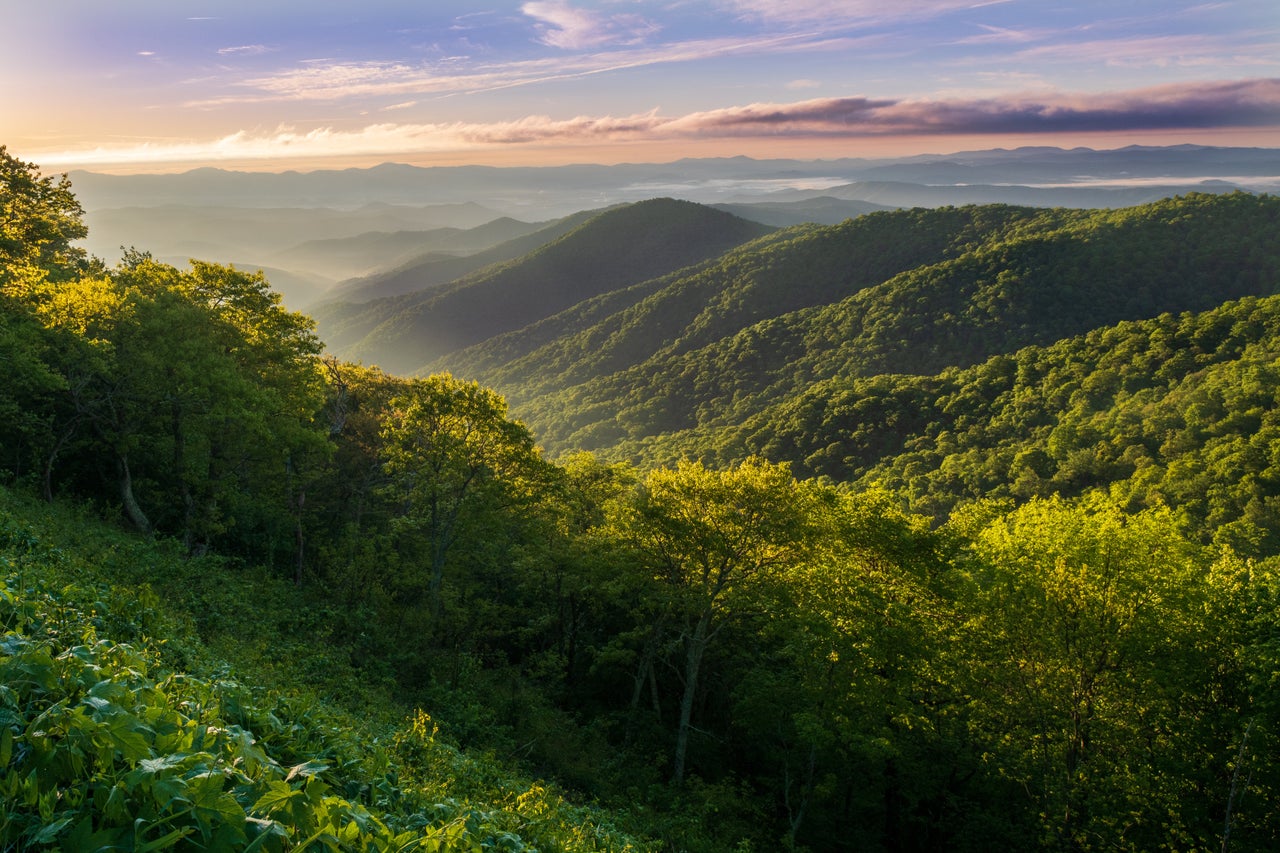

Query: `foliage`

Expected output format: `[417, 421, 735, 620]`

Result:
[380, 374, 551, 621]
[6, 148, 1280, 851]
[0, 145, 90, 287]
[331, 198, 774, 375]
[0, 488, 652, 853]
[453, 192, 1280, 458]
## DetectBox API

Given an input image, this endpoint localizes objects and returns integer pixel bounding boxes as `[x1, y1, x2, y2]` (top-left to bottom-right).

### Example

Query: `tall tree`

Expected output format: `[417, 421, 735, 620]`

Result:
[0, 147, 94, 484]
[964, 495, 1219, 847]
[380, 374, 549, 620]
[616, 457, 820, 783]
[0, 145, 89, 287]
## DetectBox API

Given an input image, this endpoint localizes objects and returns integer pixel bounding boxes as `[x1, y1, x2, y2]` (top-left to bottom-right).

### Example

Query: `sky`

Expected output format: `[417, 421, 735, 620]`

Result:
[3, 0, 1278, 173]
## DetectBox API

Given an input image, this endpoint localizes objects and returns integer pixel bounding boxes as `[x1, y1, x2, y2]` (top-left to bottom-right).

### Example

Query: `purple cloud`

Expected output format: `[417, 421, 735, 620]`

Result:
[671, 79, 1280, 137]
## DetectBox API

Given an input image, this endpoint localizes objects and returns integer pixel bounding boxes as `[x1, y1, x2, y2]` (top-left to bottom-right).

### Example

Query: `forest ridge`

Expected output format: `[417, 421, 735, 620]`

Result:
[4, 144, 1280, 851]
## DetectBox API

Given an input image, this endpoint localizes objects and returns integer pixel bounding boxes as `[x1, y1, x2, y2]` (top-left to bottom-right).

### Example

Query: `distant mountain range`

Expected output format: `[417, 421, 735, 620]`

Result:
[320, 210, 602, 306]
[69, 145, 1277, 313]
[68, 145, 1280, 214]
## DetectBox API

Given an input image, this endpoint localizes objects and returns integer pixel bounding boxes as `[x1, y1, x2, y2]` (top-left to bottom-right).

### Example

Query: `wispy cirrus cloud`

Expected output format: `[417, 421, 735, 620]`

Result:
[950, 24, 1048, 46]
[36, 78, 1280, 168]
[721, 0, 1010, 26]
[217, 44, 273, 57]
[192, 32, 880, 106]
[521, 0, 659, 49]
[1006, 34, 1280, 68]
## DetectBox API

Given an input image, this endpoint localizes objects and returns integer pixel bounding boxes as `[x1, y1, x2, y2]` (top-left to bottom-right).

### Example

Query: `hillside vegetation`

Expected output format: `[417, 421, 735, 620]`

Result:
[317, 199, 774, 375]
[436, 193, 1280, 457]
[6, 144, 1280, 851]
[318, 211, 599, 308]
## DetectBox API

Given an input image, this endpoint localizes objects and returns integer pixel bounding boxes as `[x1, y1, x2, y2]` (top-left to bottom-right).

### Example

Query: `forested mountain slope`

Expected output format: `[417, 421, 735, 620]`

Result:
[11, 146, 1280, 852]
[318, 198, 774, 374]
[273, 215, 548, 283]
[446, 203, 1054, 399]
[318, 209, 597, 306]
[617, 293, 1280, 550]
[452, 193, 1280, 456]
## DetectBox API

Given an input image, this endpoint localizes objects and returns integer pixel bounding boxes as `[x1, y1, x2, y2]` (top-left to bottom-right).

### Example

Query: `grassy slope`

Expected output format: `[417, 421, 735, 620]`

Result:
[0, 486, 651, 852]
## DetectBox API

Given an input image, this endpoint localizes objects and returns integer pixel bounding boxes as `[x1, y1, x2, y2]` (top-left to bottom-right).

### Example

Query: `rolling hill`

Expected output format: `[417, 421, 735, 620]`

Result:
[81, 202, 502, 266]
[315, 198, 776, 374]
[419, 193, 1280, 459]
[319, 207, 605, 306]
[268, 216, 547, 282]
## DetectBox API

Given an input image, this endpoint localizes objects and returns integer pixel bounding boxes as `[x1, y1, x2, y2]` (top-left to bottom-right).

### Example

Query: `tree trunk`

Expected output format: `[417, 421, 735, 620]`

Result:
[116, 451, 152, 535]
[624, 614, 667, 745]
[41, 416, 80, 502]
[785, 743, 818, 850]
[428, 494, 450, 621]
[294, 488, 306, 586]
[673, 608, 712, 784]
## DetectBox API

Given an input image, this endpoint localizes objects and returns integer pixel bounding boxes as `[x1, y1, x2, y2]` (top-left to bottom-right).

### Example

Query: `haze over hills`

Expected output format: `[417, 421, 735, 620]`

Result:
[82, 201, 502, 262]
[67, 146, 1280, 213]
[71, 145, 1279, 313]
[82, 202, 507, 308]
[756, 179, 1247, 209]
[315, 198, 775, 374]
[320, 208, 606, 306]
[270, 216, 547, 282]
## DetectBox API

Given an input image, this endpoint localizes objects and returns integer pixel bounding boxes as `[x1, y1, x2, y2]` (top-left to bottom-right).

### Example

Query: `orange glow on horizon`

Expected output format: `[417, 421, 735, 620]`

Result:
[31, 127, 1280, 176]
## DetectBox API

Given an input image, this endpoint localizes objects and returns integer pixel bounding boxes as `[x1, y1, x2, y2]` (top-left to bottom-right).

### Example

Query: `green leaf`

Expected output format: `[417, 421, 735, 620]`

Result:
[252, 780, 300, 816]
[108, 715, 153, 762]
[242, 817, 289, 853]
[32, 816, 74, 844]
[136, 825, 195, 852]
[82, 695, 113, 712]
[285, 759, 329, 782]
[151, 775, 189, 809]
[138, 754, 186, 775]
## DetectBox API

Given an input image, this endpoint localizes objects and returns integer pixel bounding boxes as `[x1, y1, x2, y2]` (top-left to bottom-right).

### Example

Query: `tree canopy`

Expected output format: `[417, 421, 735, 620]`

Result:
[5, 149, 1280, 851]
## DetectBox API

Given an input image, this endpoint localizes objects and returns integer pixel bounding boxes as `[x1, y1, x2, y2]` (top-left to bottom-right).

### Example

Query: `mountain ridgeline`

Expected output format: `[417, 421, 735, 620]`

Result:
[398, 192, 1279, 461]
[316, 198, 774, 375]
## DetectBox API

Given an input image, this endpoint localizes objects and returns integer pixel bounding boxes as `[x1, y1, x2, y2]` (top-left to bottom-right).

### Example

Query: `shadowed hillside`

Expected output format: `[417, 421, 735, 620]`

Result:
[431, 193, 1280, 456]
[319, 208, 603, 307]
[319, 198, 775, 375]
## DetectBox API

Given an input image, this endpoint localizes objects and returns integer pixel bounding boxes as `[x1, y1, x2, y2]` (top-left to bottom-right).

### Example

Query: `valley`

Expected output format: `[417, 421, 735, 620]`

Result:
[4, 144, 1280, 850]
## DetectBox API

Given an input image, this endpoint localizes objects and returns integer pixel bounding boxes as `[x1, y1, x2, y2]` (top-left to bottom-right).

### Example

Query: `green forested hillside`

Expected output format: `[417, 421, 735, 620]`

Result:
[7, 145, 1280, 852]
[309, 208, 603, 348]
[318, 212, 594, 307]
[317, 199, 774, 375]
[452, 193, 1280, 457]
[616, 294, 1280, 550]
[276, 216, 549, 284]
[450, 204, 1050, 402]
